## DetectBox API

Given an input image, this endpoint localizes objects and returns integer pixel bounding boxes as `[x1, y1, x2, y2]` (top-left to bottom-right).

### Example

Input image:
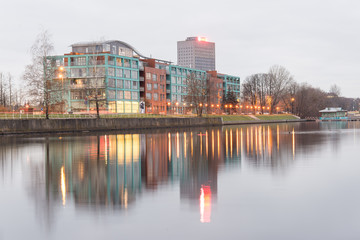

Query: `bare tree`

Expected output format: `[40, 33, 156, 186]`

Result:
[0, 72, 7, 107]
[329, 84, 341, 97]
[184, 72, 208, 117]
[294, 83, 327, 118]
[242, 75, 258, 113]
[267, 65, 294, 114]
[242, 73, 268, 114]
[86, 54, 106, 119]
[23, 30, 61, 119]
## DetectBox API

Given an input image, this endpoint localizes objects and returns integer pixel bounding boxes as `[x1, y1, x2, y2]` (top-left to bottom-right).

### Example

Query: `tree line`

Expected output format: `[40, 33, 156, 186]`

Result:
[241, 65, 359, 118]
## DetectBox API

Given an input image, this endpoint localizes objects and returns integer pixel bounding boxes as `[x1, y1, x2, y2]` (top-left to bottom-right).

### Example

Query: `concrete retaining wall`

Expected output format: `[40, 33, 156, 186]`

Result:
[0, 117, 223, 135]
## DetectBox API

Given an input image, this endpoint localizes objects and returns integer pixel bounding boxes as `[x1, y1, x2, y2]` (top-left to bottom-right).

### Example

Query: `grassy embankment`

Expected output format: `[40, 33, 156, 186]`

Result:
[255, 114, 298, 120]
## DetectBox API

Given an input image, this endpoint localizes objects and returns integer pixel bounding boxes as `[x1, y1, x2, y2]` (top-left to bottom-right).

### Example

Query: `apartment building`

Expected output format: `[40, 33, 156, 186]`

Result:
[48, 39, 239, 114]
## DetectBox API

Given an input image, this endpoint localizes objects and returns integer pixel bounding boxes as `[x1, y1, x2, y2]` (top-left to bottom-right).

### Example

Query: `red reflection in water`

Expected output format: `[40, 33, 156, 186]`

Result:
[200, 185, 212, 223]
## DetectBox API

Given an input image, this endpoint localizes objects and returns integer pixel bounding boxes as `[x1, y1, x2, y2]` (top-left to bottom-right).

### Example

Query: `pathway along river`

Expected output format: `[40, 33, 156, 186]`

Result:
[0, 121, 360, 240]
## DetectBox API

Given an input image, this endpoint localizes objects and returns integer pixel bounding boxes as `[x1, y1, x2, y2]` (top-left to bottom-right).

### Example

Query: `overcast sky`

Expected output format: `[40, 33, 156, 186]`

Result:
[0, 0, 359, 97]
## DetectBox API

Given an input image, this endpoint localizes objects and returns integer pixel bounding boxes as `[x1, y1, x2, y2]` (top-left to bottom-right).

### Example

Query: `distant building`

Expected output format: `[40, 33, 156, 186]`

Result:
[177, 37, 215, 71]
[319, 107, 348, 120]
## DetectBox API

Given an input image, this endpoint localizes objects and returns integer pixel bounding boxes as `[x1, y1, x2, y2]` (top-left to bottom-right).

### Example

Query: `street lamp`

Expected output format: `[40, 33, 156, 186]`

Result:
[291, 97, 295, 114]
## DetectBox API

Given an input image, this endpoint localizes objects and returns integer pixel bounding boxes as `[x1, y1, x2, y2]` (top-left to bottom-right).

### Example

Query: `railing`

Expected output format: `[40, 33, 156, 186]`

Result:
[139, 87, 144, 91]
[139, 77, 144, 82]
[166, 80, 170, 84]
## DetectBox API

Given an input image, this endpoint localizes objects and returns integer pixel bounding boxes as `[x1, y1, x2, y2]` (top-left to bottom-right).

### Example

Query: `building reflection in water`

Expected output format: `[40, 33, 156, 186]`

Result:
[2, 122, 355, 225]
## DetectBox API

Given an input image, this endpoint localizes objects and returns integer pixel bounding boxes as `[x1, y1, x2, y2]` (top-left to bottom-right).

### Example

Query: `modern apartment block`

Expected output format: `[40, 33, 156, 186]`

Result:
[48, 39, 239, 114]
[177, 37, 216, 71]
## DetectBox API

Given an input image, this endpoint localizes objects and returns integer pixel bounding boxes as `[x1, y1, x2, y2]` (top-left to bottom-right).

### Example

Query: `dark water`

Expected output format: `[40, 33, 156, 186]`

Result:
[1, 122, 360, 240]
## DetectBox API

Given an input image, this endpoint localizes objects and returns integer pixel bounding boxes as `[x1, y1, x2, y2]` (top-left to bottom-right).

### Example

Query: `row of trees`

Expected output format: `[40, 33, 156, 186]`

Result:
[242, 65, 359, 118]
[0, 72, 27, 110]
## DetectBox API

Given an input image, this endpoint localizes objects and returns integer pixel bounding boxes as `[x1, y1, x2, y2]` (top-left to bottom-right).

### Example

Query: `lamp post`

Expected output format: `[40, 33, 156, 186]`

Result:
[291, 97, 295, 114]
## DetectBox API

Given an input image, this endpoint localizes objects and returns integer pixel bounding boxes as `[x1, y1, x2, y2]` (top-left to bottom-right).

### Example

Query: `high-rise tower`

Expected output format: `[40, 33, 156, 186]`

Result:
[177, 37, 215, 71]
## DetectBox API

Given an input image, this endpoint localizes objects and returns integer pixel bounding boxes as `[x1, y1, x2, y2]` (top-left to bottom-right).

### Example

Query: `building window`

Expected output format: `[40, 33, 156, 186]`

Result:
[108, 90, 115, 99]
[70, 68, 86, 78]
[152, 74, 157, 81]
[108, 67, 115, 77]
[153, 93, 158, 101]
[117, 91, 123, 99]
[160, 75, 165, 82]
[153, 83, 158, 90]
[146, 72, 152, 80]
[124, 69, 131, 78]
[131, 60, 138, 69]
[132, 91, 138, 100]
[146, 93, 152, 100]
[116, 58, 122, 67]
[108, 78, 115, 88]
[116, 68, 123, 77]
[124, 91, 131, 100]
[132, 81, 138, 90]
[117, 79, 123, 89]
[124, 59, 130, 68]
[172, 86, 176, 93]
[146, 83, 152, 91]
[131, 70, 138, 79]
[171, 76, 176, 83]
[124, 80, 131, 89]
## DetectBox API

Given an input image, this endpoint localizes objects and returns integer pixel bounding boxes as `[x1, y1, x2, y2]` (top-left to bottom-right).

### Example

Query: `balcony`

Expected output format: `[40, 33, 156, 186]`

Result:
[139, 77, 144, 82]
[166, 89, 170, 94]
[166, 80, 170, 84]
[139, 87, 144, 92]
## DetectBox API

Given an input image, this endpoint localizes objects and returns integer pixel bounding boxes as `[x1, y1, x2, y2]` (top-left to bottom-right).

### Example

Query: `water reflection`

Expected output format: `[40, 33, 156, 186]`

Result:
[1, 121, 360, 227]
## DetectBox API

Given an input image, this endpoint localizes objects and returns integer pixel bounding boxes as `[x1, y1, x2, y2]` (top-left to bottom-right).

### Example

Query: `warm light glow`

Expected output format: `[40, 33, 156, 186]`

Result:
[59, 66, 64, 71]
[61, 166, 66, 206]
[197, 36, 208, 42]
[225, 105, 228, 108]
[183, 103, 186, 106]
[176, 102, 179, 106]
[199, 103, 203, 107]
[205, 104, 208, 107]
[229, 105, 233, 108]
[246, 106, 249, 108]
[211, 104, 214, 107]
[200, 185, 211, 223]
[58, 74, 63, 78]
[262, 106, 265, 109]
[267, 107, 270, 110]
[217, 104, 220, 108]
[167, 102, 171, 106]
[291, 98, 295, 102]
[240, 105, 243, 108]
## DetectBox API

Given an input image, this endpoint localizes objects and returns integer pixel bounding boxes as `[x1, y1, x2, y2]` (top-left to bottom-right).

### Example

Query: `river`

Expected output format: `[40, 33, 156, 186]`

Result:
[0, 121, 360, 240]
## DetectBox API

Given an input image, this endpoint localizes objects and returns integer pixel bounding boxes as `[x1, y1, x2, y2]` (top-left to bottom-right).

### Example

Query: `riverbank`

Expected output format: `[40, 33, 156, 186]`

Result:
[0, 115, 312, 135]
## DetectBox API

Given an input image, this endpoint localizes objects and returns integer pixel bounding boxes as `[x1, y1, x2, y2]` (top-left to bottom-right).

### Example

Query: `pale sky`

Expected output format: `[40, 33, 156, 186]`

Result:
[0, 0, 359, 97]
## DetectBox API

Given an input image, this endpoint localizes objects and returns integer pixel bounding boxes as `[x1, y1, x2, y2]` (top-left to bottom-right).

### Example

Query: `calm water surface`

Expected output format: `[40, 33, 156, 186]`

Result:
[1, 122, 360, 240]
